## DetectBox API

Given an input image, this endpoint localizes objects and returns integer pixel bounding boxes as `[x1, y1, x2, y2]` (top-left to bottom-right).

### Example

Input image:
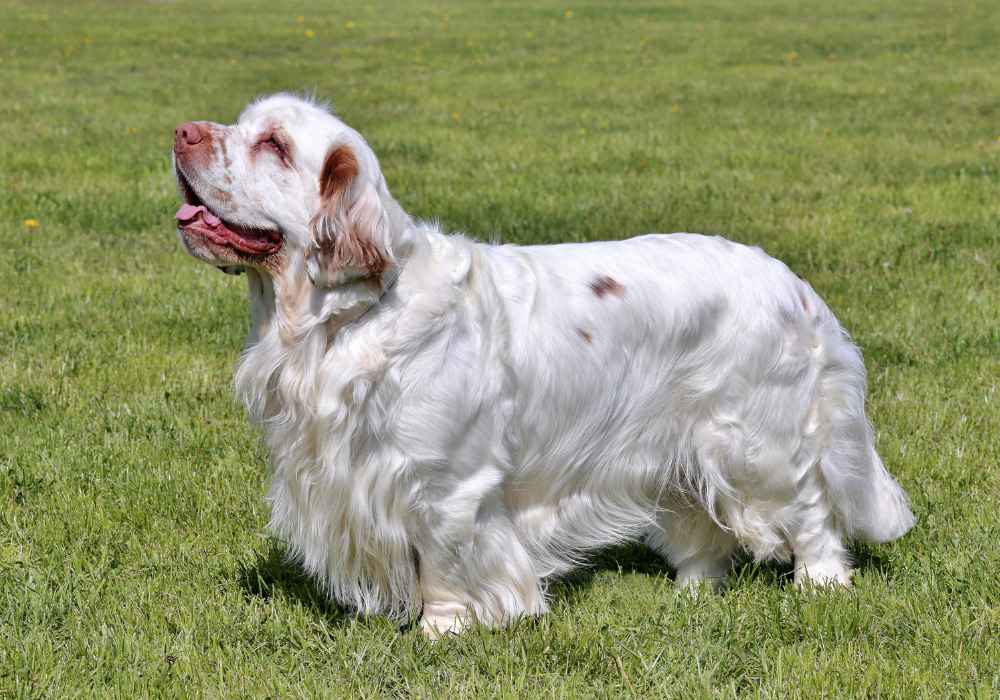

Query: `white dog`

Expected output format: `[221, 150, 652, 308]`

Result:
[172, 94, 915, 636]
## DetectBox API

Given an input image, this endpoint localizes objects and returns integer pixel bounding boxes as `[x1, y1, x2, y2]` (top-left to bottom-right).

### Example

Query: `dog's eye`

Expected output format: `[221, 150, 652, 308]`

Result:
[258, 133, 288, 160]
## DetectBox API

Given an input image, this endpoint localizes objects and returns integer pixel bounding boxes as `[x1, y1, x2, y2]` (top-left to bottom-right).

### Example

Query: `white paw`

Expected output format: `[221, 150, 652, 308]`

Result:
[676, 573, 727, 596]
[675, 560, 729, 594]
[420, 604, 471, 639]
[794, 561, 854, 589]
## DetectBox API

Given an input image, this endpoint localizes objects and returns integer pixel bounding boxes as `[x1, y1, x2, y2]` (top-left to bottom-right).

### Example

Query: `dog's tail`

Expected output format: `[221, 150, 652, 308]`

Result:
[815, 320, 916, 544]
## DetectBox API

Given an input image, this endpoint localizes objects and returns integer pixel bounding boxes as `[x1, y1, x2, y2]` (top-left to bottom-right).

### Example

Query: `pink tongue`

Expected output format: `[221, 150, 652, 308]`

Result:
[176, 203, 206, 223]
[175, 204, 223, 229]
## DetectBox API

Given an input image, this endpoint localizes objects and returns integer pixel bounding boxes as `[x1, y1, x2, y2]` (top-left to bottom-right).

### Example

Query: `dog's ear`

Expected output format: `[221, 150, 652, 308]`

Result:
[307, 144, 390, 287]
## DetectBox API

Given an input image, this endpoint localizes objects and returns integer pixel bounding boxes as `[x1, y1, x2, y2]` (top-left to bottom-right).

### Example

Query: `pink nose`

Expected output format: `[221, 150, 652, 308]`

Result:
[174, 122, 206, 153]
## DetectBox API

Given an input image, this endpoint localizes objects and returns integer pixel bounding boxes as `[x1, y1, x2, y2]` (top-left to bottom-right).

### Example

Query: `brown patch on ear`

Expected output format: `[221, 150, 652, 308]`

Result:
[320, 145, 359, 199]
[590, 275, 625, 298]
[577, 328, 593, 343]
[314, 232, 387, 278]
[309, 144, 388, 283]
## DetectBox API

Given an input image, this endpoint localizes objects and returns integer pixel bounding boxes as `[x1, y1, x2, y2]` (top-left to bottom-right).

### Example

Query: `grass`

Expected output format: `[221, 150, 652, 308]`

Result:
[2, 0, 999, 696]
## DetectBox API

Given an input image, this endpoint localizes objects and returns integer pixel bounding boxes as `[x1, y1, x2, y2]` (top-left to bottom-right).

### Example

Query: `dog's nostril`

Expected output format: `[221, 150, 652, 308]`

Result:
[175, 122, 205, 148]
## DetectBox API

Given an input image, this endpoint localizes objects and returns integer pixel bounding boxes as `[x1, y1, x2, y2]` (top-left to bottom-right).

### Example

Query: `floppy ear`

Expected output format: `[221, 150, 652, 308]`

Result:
[307, 144, 390, 287]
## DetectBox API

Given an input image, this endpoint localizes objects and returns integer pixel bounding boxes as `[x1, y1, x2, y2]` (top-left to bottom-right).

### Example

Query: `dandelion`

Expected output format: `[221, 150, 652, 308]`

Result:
[670, 104, 682, 113]
[451, 112, 460, 122]
[296, 15, 305, 23]
[345, 20, 356, 29]
[23, 218, 40, 229]
[304, 29, 316, 39]
[127, 127, 138, 135]
[564, 8, 573, 18]
[785, 51, 799, 64]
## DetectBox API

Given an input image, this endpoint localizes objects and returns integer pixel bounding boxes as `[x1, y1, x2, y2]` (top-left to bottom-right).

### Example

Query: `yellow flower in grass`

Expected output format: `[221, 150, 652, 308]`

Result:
[345, 20, 356, 29]
[564, 9, 573, 18]
[23, 218, 40, 229]
[304, 29, 316, 39]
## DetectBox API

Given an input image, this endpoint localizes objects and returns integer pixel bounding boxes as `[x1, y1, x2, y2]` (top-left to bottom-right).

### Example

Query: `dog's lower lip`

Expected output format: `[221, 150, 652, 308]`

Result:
[178, 216, 282, 255]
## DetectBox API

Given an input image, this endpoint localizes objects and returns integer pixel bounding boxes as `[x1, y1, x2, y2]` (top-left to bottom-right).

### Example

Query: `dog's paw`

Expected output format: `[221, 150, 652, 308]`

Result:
[674, 558, 730, 595]
[793, 561, 854, 589]
[675, 574, 727, 597]
[419, 604, 471, 639]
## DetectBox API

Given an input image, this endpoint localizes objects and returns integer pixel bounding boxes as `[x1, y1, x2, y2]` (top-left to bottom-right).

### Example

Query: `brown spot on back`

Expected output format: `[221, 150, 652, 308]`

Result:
[590, 275, 625, 298]
[577, 328, 593, 343]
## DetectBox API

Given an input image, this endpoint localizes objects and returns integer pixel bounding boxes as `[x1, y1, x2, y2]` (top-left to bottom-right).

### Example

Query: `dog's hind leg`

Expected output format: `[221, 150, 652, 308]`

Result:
[646, 503, 739, 592]
[788, 463, 853, 588]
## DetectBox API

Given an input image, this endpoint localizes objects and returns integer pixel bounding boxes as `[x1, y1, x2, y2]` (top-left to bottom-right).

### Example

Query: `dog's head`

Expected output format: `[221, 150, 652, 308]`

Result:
[172, 94, 404, 286]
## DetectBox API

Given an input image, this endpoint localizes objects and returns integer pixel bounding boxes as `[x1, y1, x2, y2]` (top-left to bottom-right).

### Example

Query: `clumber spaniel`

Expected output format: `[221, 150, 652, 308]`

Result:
[172, 94, 914, 636]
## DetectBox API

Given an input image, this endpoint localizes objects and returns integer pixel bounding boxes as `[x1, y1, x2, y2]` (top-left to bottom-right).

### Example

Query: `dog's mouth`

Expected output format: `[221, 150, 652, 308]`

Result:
[175, 169, 282, 257]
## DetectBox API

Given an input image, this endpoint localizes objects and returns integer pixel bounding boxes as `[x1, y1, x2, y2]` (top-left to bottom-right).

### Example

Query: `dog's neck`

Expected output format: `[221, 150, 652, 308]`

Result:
[245, 191, 415, 343]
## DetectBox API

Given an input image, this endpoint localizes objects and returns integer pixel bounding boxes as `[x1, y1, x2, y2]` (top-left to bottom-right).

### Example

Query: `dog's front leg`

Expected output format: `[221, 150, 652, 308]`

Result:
[413, 466, 547, 638]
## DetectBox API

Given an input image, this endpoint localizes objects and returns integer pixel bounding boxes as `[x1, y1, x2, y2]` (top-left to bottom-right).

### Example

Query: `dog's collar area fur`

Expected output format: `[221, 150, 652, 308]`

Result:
[341, 256, 406, 327]
[380, 258, 405, 298]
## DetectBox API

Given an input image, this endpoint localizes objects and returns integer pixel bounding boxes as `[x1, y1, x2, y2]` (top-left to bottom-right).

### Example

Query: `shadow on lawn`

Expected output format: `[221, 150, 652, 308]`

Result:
[538, 541, 893, 606]
[236, 539, 894, 624]
[236, 544, 349, 623]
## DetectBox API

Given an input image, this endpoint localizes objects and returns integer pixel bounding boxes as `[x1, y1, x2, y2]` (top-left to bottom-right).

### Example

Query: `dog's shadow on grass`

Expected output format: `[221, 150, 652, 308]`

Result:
[236, 540, 895, 623]
[548, 541, 894, 605]
[236, 544, 350, 624]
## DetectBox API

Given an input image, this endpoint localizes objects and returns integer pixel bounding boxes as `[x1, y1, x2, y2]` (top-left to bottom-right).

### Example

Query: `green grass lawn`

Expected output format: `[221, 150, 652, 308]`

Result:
[2, 0, 999, 696]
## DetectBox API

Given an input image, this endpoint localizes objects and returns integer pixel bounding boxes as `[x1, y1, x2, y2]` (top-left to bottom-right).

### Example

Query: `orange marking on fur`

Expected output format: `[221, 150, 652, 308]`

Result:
[320, 145, 359, 199]
[316, 234, 387, 277]
[590, 275, 625, 298]
[220, 136, 232, 168]
[797, 286, 813, 314]
[312, 144, 386, 280]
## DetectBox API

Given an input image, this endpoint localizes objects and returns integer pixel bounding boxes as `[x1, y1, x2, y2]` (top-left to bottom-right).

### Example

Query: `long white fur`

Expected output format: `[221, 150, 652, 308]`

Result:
[174, 94, 915, 635]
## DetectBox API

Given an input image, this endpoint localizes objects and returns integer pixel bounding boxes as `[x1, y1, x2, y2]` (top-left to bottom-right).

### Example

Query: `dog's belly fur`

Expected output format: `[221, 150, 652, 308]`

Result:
[242, 231, 913, 627]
